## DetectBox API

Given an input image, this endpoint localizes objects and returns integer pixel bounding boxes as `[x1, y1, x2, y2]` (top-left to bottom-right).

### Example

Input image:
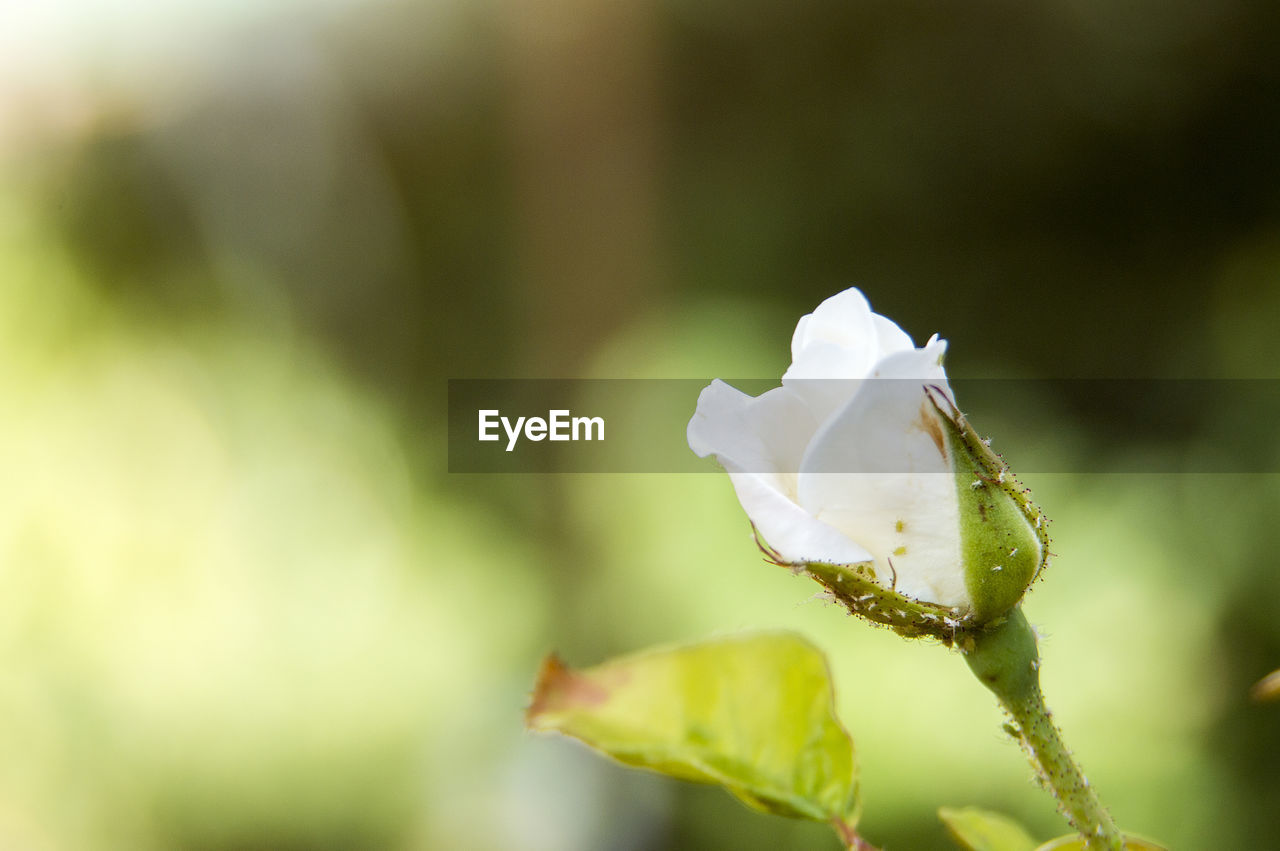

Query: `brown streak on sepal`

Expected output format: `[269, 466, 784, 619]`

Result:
[916, 399, 947, 458]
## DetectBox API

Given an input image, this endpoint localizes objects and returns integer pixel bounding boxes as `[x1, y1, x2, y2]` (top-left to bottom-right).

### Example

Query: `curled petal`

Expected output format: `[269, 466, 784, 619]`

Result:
[689, 380, 872, 566]
[789, 289, 881, 367]
[723, 469, 874, 568]
[688, 380, 815, 479]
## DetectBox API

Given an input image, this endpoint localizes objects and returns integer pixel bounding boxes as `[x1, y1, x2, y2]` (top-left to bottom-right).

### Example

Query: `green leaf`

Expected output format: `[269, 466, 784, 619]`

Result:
[939, 806, 1038, 851]
[1034, 835, 1167, 851]
[526, 632, 861, 845]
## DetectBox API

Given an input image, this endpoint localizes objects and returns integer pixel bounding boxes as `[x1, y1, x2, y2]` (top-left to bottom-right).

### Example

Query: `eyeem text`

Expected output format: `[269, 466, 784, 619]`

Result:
[478, 409, 605, 451]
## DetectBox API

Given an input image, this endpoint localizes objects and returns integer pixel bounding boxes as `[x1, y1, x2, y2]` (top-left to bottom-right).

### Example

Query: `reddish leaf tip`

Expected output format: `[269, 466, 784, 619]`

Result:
[525, 652, 609, 727]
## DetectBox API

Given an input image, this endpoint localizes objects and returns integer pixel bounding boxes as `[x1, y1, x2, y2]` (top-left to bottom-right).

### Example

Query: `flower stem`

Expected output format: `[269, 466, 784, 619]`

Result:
[964, 607, 1124, 851]
[831, 817, 882, 851]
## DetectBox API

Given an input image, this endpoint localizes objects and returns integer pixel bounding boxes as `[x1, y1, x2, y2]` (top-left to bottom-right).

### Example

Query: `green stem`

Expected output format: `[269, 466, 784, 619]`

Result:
[964, 607, 1124, 851]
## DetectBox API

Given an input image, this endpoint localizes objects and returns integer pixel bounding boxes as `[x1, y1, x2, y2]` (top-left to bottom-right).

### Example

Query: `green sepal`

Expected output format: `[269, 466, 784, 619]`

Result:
[927, 387, 1049, 623]
[754, 529, 982, 644]
[800, 559, 978, 644]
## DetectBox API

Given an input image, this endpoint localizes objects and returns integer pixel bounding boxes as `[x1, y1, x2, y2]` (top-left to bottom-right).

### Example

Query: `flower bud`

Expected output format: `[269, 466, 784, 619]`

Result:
[688, 287, 1048, 640]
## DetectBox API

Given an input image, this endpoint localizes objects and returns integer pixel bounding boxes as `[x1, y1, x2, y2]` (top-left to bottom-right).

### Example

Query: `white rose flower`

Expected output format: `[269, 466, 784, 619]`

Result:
[688, 288, 1046, 635]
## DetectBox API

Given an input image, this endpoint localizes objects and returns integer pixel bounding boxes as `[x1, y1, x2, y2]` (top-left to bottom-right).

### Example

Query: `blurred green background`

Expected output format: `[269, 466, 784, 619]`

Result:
[3, 0, 1280, 848]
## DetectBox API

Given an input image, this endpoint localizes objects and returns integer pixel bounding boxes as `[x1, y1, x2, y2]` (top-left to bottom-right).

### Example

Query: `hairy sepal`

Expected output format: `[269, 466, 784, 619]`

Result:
[926, 386, 1050, 624]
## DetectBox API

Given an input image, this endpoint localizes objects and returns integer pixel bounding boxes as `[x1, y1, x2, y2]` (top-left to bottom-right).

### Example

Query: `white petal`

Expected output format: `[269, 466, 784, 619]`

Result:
[795, 346, 965, 608]
[801, 470, 964, 606]
[688, 380, 815, 479]
[781, 289, 939, 432]
[872, 313, 916, 356]
[782, 292, 876, 424]
[688, 380, 872, 566]
[788, 288, 878, 368]
[781, 350, 868, 427]
[722, 468, 874, 567]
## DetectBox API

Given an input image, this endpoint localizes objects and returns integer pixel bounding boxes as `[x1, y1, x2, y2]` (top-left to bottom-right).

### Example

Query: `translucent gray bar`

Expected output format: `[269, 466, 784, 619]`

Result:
[447, 379, 1280, 473]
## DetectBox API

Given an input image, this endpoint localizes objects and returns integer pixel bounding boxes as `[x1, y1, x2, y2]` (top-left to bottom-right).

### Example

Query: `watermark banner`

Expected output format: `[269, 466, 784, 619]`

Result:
[447, 378, 1280, 473]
